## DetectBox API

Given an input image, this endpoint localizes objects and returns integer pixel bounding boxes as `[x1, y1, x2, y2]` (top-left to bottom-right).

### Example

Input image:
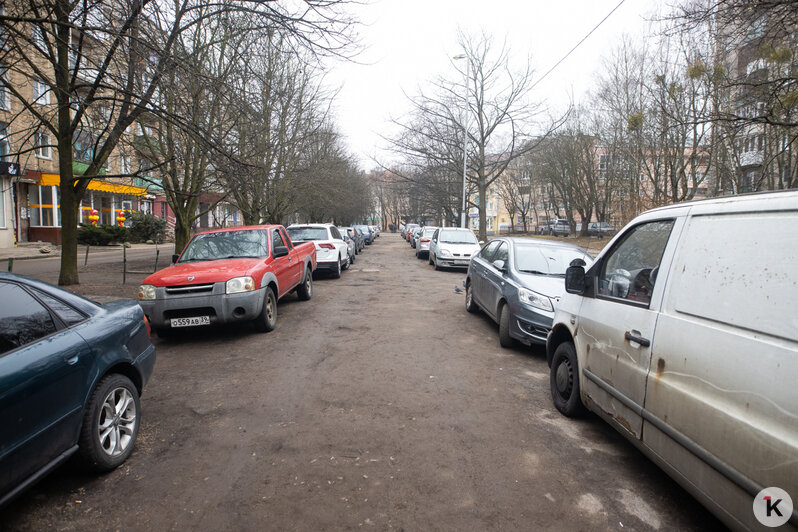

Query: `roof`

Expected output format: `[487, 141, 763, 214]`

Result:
[194, 225, 281, 236]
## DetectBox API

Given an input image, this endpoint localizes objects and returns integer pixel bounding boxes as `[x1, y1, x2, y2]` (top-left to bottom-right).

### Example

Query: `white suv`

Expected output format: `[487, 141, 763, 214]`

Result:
[287, 224, 349, 278]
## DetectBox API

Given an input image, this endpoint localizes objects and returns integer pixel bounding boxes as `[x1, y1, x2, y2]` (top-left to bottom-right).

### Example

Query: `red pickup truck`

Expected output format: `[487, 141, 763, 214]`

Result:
[137, 225, 316, 336]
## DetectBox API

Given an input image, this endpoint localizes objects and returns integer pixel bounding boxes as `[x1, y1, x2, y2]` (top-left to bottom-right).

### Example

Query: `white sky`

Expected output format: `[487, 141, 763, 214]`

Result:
[325, 0, 664, 170]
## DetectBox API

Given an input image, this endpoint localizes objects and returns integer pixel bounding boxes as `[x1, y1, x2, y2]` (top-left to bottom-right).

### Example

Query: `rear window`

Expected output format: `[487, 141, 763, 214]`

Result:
[288, 227, 329, 241]
[669, 211, 797, 341]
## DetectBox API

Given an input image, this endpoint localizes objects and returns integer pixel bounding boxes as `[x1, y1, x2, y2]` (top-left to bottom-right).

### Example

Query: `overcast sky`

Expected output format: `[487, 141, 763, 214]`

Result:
[325, 0, 664, 170]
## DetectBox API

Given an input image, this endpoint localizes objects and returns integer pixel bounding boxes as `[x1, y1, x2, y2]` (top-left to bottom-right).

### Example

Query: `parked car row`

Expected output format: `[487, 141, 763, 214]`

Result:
[466, 191, 798, 530]
[1, 221, 384, 507]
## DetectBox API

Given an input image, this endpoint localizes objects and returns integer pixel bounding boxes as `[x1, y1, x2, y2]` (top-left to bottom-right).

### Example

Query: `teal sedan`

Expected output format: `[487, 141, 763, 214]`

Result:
[0, 273, 156, 507]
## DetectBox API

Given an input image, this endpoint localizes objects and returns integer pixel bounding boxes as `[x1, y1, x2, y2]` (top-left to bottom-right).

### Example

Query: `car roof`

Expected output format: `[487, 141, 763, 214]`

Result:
[638, 190, 798, 218]
[195, 224, 280, 236]
[502, 237, 590, 253]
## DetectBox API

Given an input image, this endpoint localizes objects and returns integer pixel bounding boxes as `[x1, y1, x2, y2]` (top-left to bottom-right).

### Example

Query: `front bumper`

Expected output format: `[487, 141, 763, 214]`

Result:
[507, 302, 554, 345]
[435, 256, 472, 269]
[139, 285, 266, 329]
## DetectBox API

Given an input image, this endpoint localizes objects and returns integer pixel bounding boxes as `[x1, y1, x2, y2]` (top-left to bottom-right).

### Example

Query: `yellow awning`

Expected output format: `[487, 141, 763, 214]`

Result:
[39, 174, 148, 197]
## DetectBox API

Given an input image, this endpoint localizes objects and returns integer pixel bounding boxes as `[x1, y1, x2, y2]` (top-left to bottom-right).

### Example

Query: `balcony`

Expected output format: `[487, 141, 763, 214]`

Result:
[739, 151, 763, 167]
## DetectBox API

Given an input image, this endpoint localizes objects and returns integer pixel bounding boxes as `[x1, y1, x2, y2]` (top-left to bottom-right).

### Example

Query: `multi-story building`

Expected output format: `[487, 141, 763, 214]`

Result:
[0, 10, 152, 246]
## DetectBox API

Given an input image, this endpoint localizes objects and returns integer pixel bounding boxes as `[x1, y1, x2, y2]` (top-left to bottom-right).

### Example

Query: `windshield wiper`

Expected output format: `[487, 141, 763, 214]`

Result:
[518, 269, 550, 275]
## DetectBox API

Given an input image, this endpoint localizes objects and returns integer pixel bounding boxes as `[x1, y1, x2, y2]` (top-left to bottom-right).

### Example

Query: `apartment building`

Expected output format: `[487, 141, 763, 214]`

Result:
[0, 6, 156, 247]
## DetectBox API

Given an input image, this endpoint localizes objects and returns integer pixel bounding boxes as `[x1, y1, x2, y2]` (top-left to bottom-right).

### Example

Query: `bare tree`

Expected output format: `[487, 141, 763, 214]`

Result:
[0, 0, 357, 285]
[388, 32, 554, 241]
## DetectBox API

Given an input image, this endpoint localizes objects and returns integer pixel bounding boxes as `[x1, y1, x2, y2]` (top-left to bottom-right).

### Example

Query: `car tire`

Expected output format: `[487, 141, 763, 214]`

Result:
[331, 256, 342, 278]
[465, 281, 478, 313]
[498, 303, 513, 348]
[343, 254, 350, 271]
[550, 342, 587, 417]
[350, 252, 356, 264]
[78, 374, 141, 472]
[296, 268, 312, 301]
[428, 254, 434, 265]
[433, 256, 441, 271]
[254, 288, 277, 332]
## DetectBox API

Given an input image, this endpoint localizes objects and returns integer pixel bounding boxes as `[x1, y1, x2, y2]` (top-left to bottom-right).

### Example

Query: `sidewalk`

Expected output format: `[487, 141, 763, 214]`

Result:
[0, 242, 164, 261]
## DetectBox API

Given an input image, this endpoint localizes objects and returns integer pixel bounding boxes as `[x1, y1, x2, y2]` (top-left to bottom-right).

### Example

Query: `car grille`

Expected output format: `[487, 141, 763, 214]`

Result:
[164, 307, 217, 319]
[165, 283, 215, 295]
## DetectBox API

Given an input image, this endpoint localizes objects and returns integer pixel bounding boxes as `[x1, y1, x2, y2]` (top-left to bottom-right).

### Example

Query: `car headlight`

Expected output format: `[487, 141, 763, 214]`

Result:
[226, 276, 255, 294]
[439, 248, 453, 257]
[518, 287, 553, 312]
[138, 284, 156, 300]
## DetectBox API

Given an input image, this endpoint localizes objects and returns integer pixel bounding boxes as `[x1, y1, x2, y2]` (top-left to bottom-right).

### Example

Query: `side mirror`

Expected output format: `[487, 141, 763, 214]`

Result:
[492, 259, 506, 272]
[172, 254, 179, 264]
[273, 246, 289, 258]
[565, 258, 587, 294]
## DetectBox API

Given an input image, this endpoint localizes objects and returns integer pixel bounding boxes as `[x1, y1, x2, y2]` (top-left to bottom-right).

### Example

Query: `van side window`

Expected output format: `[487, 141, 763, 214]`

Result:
[597, 220, 674, 305]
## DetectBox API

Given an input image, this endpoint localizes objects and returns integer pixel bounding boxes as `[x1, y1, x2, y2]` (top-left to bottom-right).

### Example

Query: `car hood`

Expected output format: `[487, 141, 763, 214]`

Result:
[514, 272, 566, 300]
[142, 258, 266, 286]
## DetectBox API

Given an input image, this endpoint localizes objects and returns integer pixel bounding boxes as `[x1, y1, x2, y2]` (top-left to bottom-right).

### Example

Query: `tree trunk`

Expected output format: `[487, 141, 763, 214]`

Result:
[173, 215, 193, 255]
[477, 181, 487, 242]
[58, 180, 80, 286]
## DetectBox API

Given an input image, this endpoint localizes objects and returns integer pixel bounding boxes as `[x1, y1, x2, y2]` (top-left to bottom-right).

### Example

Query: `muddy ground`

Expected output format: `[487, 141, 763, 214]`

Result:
[2, 234, 722, 531]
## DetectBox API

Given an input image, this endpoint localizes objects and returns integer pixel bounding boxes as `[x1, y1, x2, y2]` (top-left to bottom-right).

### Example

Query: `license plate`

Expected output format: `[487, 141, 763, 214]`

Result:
[170, 316, 210, 328]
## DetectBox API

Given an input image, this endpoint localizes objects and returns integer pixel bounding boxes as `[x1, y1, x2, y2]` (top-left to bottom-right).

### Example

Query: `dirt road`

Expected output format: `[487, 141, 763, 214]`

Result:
[1, 234, 721, 531]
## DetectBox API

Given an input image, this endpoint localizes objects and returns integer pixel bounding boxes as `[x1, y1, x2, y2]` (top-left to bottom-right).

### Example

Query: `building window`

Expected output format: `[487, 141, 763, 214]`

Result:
[0, 66, 9, 111]
[28, 185, 58, 227]
[33, 79, 50, 105]
[34, 132, 51, 159]
[0, 122, 8, 160]
[120, 154, 130, 175]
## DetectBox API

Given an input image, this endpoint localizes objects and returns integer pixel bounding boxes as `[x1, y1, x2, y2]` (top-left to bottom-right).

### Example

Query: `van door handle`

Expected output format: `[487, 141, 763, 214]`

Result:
[624, 331, 651, 347]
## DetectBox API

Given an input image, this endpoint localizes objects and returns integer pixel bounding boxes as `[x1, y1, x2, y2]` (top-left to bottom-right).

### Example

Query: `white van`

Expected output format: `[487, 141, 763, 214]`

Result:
[546, 191, 797, 531]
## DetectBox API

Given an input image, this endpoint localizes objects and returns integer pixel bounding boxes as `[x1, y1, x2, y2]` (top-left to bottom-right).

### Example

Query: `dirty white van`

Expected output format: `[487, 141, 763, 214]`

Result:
[546, 191, 797, 531]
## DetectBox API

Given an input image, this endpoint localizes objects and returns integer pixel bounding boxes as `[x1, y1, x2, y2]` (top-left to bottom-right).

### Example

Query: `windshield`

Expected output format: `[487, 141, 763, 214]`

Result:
[439, 230, 478, 244]
[422, 227, 438, 236]
[288, 227, 328, 241]
[179, 230, 268, 262]
[515, 245, 591, 276]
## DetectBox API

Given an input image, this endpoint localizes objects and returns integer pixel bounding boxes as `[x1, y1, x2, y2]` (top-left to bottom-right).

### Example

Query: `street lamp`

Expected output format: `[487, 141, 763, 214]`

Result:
[453, 53, 469, 229]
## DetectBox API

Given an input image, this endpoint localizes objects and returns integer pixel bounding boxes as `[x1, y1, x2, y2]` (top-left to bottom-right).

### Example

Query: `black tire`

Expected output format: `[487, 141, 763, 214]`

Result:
[550, 342, 587, 417]
[350, 252, 355, 264]
[465, 281, 478, 313]
[498, 303, 513, 348]
[428, 254, 434, 265]
[433, 257, 441, 271]
[254, 288, 277, 332]
[342, 254, 350, 271]
[331, 256, 342, 278]
[296, 268, 312, 301]
[78, 374, 141, 472]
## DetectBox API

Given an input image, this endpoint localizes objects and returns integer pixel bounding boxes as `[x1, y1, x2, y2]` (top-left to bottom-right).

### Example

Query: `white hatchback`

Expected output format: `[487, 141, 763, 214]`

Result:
[429, 227, 482, 270]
